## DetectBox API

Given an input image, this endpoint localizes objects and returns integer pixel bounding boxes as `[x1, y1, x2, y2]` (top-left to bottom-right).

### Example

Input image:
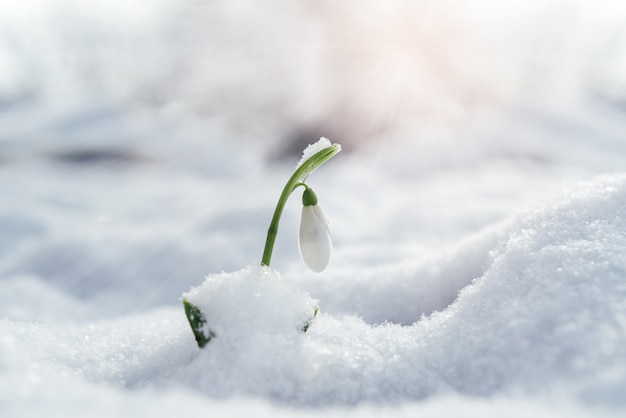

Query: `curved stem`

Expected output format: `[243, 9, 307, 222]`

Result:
[261, 144, 341, 267]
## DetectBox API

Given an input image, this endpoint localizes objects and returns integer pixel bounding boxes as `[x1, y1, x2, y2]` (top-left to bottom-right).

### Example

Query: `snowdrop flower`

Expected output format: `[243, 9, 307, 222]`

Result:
[184, 138, 341, 347]
[260, 138, 341, 270]
[299, 187, 332, 273]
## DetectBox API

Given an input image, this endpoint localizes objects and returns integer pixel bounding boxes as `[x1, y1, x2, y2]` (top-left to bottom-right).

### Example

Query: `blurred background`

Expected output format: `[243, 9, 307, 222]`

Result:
[2, 0, 626, 150]
[1, 0, 626, 319]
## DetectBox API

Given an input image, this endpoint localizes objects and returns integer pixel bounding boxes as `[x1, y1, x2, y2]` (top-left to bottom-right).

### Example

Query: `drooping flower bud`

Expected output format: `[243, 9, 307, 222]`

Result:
[298, 187, 332, 272]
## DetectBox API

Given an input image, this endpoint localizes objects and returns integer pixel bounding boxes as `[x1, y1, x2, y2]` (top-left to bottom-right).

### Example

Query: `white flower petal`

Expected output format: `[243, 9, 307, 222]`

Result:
[298, 205, 332, 272]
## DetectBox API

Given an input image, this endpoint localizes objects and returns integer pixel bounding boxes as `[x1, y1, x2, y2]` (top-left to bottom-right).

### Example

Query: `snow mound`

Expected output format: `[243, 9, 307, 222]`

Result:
[177, 265, 319, 398]
[182, 265, 318, 344]
[415, 174, 626, 404]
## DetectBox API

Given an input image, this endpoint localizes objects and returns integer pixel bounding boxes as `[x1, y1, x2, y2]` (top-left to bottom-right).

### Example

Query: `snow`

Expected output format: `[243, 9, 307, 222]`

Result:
[2, 0, 626, 417]
[296, 138, 334, 168]
[182, 265, 318, 345]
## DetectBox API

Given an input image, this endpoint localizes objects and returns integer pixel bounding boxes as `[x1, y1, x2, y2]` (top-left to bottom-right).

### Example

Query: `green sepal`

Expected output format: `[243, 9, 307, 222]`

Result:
[183, 299, 215, 348]
[302, 187, 318, 206]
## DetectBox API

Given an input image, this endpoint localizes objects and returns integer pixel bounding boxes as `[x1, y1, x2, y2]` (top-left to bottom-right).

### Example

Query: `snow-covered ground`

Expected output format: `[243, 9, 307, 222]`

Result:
[1, 1, 626, 417]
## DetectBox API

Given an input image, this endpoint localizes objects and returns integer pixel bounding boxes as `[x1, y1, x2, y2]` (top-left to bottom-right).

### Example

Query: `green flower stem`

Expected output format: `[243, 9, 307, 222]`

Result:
[261, 144, 341, 267]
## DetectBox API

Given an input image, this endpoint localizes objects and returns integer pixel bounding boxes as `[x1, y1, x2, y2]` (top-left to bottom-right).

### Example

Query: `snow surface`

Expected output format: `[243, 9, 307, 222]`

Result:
[2, 0, 626, 417]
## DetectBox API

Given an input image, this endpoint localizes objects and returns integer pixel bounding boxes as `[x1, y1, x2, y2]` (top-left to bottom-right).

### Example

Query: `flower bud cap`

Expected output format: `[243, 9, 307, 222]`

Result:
[302, 187, 318, 206]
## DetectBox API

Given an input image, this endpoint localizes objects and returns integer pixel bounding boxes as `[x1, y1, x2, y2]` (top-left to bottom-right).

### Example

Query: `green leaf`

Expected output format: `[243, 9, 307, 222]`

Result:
[302, 305, 319, 332]
[183, 299, 215, 348]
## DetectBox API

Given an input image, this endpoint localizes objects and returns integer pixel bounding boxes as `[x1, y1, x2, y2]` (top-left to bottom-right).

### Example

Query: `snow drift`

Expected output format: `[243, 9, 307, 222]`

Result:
[174, 174, 626, 406]
[1, 174, 625, 416]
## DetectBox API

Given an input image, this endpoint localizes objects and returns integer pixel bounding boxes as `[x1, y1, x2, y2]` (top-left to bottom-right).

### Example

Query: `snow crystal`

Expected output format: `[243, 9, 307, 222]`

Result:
[296, 137, 334, 169]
